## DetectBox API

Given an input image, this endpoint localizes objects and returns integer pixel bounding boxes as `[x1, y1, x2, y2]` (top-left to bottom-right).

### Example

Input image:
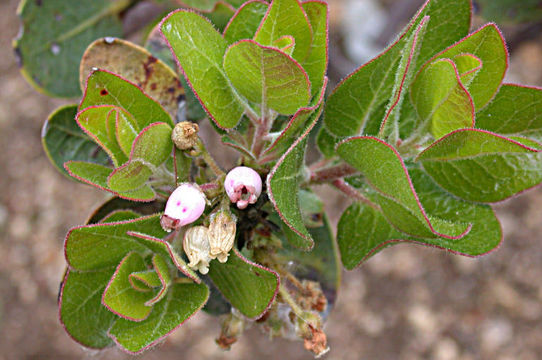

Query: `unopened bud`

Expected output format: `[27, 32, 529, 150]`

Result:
[183, 226, 212, 274]
[172, 121, 199, 150]
[208, 210, 236, 263]
[161, 183, 206, 232]
[224, 166, 262, 209]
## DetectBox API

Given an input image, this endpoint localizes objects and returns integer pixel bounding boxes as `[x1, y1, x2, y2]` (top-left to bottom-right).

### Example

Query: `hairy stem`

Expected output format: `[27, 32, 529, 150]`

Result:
[310, 163, 358, 184]
[197, 140, 225, 177]
[278, 283, 317, 327]
[331, 179, 379, 210]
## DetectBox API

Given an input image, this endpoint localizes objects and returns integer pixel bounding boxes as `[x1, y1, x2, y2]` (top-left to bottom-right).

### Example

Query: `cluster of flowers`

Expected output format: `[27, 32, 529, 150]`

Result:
[160, 166, 262, 274]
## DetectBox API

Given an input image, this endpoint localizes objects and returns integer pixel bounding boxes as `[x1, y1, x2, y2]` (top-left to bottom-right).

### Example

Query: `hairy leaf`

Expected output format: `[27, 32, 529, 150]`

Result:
[337, 137, 470, 238]
[223, 1, 269, 44]
[160, 10, 244, 128]
[80, 38, 184, 118]
[223, 40, 311, 114]
[417, 129, 542, 202]
[208, 250, 279, 319]
[42, 105, 109, 177]
[14, 0, 127, 97]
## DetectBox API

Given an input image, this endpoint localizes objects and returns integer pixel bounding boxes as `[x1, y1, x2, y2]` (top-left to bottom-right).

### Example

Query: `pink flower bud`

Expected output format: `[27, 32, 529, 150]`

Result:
[160, 183, 206, 232]
[224, 166, 262, 209]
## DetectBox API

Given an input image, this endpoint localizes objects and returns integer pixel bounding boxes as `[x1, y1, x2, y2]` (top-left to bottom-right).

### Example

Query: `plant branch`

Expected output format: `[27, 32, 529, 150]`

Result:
[197, 140, 225, 177]
[310, 163, 358, 184]
[331, 179, 379, 210]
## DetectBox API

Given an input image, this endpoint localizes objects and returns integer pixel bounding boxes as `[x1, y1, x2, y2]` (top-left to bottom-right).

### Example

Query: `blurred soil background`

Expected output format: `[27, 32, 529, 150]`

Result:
[1, 0, 542, 359]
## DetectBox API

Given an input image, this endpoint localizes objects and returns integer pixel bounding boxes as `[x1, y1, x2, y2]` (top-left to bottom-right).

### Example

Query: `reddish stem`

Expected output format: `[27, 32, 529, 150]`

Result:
[331, 179, 379, 209]
[310, 163, 358, 183]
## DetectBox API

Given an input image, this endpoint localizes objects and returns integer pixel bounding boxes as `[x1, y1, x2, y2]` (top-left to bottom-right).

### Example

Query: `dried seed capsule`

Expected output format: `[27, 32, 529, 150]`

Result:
[183, 226, 211, 274]
[160, 183, 206, 232]
[208, 210, 236, 263]
[171, 121, 199, 150]
[224, 166, 262, 209]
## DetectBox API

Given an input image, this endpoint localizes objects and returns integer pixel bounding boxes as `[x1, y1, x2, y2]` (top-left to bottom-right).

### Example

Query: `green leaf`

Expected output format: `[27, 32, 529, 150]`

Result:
[208, 250, 279, 318]
[174, 148, 192, 185]
[145, 254, 172, 306]
[108, 123, 173, 192]
[102, 252, 155, 321]
[302, 1, 328, 96]
[76, 105, 133, 166]
[201, 2, 237, 32]
[476, 84, 542, 141]
[321, 0, 470, 145]
[64, 161, 156, 201]
[42, 105, 109, 177]
[253, 0, 313, 63]
[86, 197, 165, 224]
[338, 170, 502, 269]
[416, 129, 542, 202]
[59, 268, 118, 349]
[80, 38, 185, 118]
[80, 70, 173, 128]
[223, 40, 311, 114]
[108, 281, 209, 354]
[224, 1, 269, 44]
[262, 78, 327, 161]
[100, 210, 141, 223]
[178, 0, 245, 11]
[432, 24, 508, 110]
[127, 231, 201, 283]
[267, 137, 313, 249]
[337, 136, 470, 239]
[410, 59, 474, 139]
[379, 16, 429, 138]
[13, 0, 128, 97]
[160, 10, 244, 128]
[145, 23, 177, 71]
[65, 214, 167, 272]
[453, 53, 482, 86]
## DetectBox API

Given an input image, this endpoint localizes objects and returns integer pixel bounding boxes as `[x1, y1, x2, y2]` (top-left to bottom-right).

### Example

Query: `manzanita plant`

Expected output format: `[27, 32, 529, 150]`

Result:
[14, 0, 542, 356]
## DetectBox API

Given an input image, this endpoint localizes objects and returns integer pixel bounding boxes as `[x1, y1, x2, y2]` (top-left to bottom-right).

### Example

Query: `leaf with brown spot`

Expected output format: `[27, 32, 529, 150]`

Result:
[80, 38, 184, 118]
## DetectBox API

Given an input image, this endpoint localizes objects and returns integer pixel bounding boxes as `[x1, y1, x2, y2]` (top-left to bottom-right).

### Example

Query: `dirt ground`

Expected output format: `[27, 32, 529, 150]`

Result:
[2, 1, 542, 359]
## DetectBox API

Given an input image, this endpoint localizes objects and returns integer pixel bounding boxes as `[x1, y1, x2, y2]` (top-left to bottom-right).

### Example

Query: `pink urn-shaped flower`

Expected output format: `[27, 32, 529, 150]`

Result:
[160, 183, 206, 232]
[224, 166, 262, 209]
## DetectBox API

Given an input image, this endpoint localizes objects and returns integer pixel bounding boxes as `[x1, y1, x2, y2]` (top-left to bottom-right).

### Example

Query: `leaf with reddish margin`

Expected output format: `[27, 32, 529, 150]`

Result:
[338, 167, 502, 269]
[224, 0, 269, 44]
[177, 0, 245, 11]
[321, 0, 471, 147]
[42, 105, 110, 177]
[59, 268, 118, 349]
[261, 77, 327, 161]
[416, 129, 542, 202]
[337, 136, 471, 239]
[208, 249, 279, 319]
[254, 0, 313, 63]
[76, 105, 133, 166]
[302, 1, 328, 96]
[221, 135, 256, 160]
[64, 214, 167, 272]
[431, 23, 508, 111]
[127, 231, 201, 283]
[160, 10, 244, 129]
[267, 135, 313, 249]
[476, 84, 542, 142]
[80, 70, 173, 128]
[79, 38, 184, 118]
[108, 122, 173, 193]
[108, 281, 209, 354]
[145, 254, 172, 306]
[102, 252, 155, 321]
[100, 210, 141, 223]
[64, 161, 156, 201]
[453, 53, 482, 86]
[379, 17, 429, 138]
[410, 59, 474, 139]
[86, 197, 165, 225]
[223, 40, 311, 114]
